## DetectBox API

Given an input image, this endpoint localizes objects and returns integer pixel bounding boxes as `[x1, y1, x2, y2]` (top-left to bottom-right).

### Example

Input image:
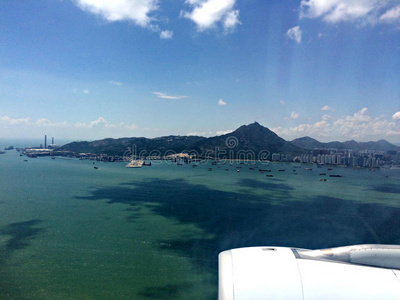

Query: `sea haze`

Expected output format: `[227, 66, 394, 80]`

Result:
[0, 148, 399, 299]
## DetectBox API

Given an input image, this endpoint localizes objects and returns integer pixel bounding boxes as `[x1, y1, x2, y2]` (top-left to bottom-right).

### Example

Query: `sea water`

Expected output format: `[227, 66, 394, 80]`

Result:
[0, 144, 399, 299]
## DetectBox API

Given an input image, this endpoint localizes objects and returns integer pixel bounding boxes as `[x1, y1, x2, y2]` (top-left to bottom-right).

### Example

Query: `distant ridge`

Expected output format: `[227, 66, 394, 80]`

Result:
[60, 136, 206, 156]
[288, 136, 323, 150]
[291, 137, 400, 152]
[59, 122, 399, 158]
[59, 122, 305, 157]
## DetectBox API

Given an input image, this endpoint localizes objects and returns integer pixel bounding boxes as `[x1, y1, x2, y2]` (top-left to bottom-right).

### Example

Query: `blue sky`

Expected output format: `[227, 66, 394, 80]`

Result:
[1, 0, 400, 143]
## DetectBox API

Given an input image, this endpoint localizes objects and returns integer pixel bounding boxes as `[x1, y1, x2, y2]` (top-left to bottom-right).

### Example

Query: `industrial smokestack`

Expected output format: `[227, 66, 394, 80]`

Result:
[45, 135, 47, 149]
[52, 137, 54, 145]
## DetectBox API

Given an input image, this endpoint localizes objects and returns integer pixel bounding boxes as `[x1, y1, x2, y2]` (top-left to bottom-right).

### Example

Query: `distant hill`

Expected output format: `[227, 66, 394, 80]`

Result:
[60, 123, 398, 158]
[190, 122, 305, 158]
[59, 135, 206, 156]
[288, 137, 323, 150]
[59, 122, 306, 158]
[291, 137, 400, 152]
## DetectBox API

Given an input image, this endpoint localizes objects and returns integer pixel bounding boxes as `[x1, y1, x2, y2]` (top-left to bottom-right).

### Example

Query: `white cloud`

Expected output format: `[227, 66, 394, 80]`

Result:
[0, 116, 138, 140]
[183, 0, 240, 32]
[89, 117, 107, 127]
[280, 100, 285, 105]
[83, 89, 90, 94]
[380, 5, 400, 23]
[109, 80, 122, 86]
[153, 92, 188, 100]
[299, 0, 400, 26]
[218, 99, 227, 106]
[287, 26, 302, 44]
[223, 10, 241, 32]
[74, 0, 158, 27]
[290, 111, 300, 119]
[322, 114, 333, 121]
[0, 116, 31, 126]
[272, 107, 400, 142]
[187, 129, 231, 137]
[160, 30, 173, 39]
[393, 111, 400, 121]
[216, 129, 233, 135]
[35, 118, 69, 127]
[321, 105, 334, 111]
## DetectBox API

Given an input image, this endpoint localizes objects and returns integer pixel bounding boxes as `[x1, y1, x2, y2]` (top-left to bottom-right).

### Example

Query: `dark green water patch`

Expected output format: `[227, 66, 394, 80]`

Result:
[0, 219, 43, 265]
[357, 203, 400, 244]
[0, 220, 44, 299]
[369, 184, 400, 194]
[138, 283, 191, 299]
[77, 178, 400, 259]
[237, 178, 294, 191]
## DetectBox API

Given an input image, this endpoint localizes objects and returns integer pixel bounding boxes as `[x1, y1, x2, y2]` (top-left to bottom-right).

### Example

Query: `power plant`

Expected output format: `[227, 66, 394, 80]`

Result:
[44, 135, 57, 149]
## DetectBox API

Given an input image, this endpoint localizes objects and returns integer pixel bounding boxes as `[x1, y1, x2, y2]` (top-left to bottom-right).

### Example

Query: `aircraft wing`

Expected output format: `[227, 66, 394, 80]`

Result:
[219, 245, 400, 299]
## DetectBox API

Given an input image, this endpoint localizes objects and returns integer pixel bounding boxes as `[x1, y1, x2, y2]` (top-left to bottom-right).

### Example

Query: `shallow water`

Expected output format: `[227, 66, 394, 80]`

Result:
[0, 147, 399, 299]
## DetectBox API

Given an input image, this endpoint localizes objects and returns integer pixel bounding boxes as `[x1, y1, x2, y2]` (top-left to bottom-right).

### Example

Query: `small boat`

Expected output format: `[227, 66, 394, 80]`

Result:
[319, 173, 326, 175]
[266, 174, 274, 177]
[328, 168, 333, 170]
[249, 168, 254, 170]
[305, 168, 312, 171]
[94, 166, 99, 169]
[126, 160, 144, 168]
[279, 169, 285, 172]
[319, 178, 327, 181]
[329, 174, 342, 177]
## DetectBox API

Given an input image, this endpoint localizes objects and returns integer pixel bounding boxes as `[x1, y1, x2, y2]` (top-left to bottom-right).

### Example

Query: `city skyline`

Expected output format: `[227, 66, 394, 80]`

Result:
[1, 0, 400, 143]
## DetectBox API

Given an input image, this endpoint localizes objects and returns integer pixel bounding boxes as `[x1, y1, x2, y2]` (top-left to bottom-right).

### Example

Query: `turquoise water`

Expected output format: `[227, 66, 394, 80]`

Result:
[0, 146, 400, 299]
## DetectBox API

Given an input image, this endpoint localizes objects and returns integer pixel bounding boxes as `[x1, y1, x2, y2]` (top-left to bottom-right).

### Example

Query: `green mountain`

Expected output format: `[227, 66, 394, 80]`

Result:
[59, 122, 306, 158]
[190, 122, 305, 158]
[288, 136, 323, 150]
[59, 136, 206, 156]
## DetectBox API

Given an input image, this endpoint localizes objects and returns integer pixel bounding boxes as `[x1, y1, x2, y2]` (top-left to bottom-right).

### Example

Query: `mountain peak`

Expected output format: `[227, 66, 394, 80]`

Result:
[235, 122, 274, 134]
